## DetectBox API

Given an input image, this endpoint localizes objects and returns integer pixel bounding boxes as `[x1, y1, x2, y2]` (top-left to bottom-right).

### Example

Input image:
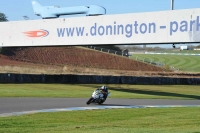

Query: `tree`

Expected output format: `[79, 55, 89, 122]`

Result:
[0, 12, 8, 54]
[0, 12, 8, 22]
[196, 44, 200, 48]
[187, 44, 194, 50]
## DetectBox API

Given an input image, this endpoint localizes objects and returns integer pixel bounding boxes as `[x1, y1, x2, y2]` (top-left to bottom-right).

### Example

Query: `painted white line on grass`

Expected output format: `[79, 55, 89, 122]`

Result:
[1, 105, 200, 117]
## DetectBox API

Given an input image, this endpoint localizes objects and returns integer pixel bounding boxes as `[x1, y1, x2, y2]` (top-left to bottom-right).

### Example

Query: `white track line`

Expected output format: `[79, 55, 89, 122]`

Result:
[1, 105, 200, 117]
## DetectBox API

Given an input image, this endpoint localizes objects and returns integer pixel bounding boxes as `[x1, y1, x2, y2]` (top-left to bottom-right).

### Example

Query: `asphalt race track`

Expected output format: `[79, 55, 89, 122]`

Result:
[0, 98, 200, 117]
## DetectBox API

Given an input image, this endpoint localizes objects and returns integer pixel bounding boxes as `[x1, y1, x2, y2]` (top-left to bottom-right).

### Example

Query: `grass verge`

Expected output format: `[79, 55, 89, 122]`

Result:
[0, 84, 200, 100]
[0, 107, 200, 133]
[130, 54, 200, 72]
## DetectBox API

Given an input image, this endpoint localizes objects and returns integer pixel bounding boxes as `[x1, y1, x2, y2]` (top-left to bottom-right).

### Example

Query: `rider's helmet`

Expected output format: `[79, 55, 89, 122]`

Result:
[101, 85, 107, 91]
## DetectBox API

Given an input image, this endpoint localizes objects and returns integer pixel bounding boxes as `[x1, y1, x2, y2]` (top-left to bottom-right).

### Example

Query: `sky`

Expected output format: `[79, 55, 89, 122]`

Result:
[1, 0, 200, 48]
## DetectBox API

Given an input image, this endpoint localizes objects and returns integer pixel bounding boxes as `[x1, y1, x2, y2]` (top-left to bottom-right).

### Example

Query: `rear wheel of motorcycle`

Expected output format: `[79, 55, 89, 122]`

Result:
[86, 97, 93, 105]
[98, 100, 104, 105]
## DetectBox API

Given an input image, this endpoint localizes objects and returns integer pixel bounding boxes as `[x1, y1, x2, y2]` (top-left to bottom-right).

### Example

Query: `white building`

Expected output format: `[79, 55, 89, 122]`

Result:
[194, 48, 200, 50]
[180, 46, 188, 50]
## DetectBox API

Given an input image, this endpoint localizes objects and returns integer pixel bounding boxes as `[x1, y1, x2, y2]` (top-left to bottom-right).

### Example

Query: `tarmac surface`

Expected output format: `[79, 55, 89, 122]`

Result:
[1, 98, 200, 115]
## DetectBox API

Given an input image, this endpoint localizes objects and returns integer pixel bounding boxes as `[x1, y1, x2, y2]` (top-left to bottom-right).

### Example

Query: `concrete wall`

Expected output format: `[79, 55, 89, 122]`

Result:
[0, 73, 199, 85]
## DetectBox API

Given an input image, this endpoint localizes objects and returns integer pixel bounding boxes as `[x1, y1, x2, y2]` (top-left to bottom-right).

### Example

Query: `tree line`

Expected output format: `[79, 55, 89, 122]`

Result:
[0, 12, 8, 22]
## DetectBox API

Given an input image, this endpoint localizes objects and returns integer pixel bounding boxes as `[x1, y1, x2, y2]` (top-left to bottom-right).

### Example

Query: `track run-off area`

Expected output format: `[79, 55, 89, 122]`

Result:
[1, 98, 200, 117]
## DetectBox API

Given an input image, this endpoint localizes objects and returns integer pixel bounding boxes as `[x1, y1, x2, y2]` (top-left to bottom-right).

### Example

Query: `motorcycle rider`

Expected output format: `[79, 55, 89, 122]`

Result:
[97, 85, 108, 100]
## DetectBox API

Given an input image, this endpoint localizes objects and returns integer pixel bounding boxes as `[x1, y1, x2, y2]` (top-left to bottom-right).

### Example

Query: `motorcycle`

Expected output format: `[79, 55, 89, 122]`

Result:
[86, 89, 110, 105]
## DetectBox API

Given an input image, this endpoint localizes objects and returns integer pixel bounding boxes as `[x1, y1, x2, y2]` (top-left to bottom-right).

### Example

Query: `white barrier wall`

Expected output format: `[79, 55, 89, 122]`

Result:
[1, 8, 200, 47]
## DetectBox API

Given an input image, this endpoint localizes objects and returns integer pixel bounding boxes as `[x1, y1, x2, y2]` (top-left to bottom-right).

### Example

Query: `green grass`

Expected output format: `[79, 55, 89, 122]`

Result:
[1, 84, 200, 133]
[0, 84, 200, 100]
[155, 50, 200, 54]
[130, 54, 200, 72]
[0, 107, 200, 133]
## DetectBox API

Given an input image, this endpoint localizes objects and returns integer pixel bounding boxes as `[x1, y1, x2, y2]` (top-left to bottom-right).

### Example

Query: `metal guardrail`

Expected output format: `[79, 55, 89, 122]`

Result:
[135, 56, 179, 71]
[84, 46, 179, 71]
[135, 56, 165, 67]
[84, 46, 130, 57]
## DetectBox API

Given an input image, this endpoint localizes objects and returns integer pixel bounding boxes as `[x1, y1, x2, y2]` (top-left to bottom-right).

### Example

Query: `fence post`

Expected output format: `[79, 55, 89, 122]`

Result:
[108, 50, 110, 53]
[101, 48, 103, 52]
[115, 51, 117, 55]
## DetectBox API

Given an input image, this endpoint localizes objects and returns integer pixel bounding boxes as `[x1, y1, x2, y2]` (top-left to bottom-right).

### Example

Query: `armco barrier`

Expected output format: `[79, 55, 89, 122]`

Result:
[0, 73, 200, 85]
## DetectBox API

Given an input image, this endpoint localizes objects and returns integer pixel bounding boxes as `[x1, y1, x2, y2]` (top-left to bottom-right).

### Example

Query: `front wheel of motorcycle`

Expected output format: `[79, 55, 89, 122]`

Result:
[86, 97, 93, 105]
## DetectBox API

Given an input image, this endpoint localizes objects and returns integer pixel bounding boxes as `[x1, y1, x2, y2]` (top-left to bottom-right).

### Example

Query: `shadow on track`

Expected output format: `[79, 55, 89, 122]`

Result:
[109, 87, 200, 100]
[88, 103, 132, 106]
[78, 84, 200, 100]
